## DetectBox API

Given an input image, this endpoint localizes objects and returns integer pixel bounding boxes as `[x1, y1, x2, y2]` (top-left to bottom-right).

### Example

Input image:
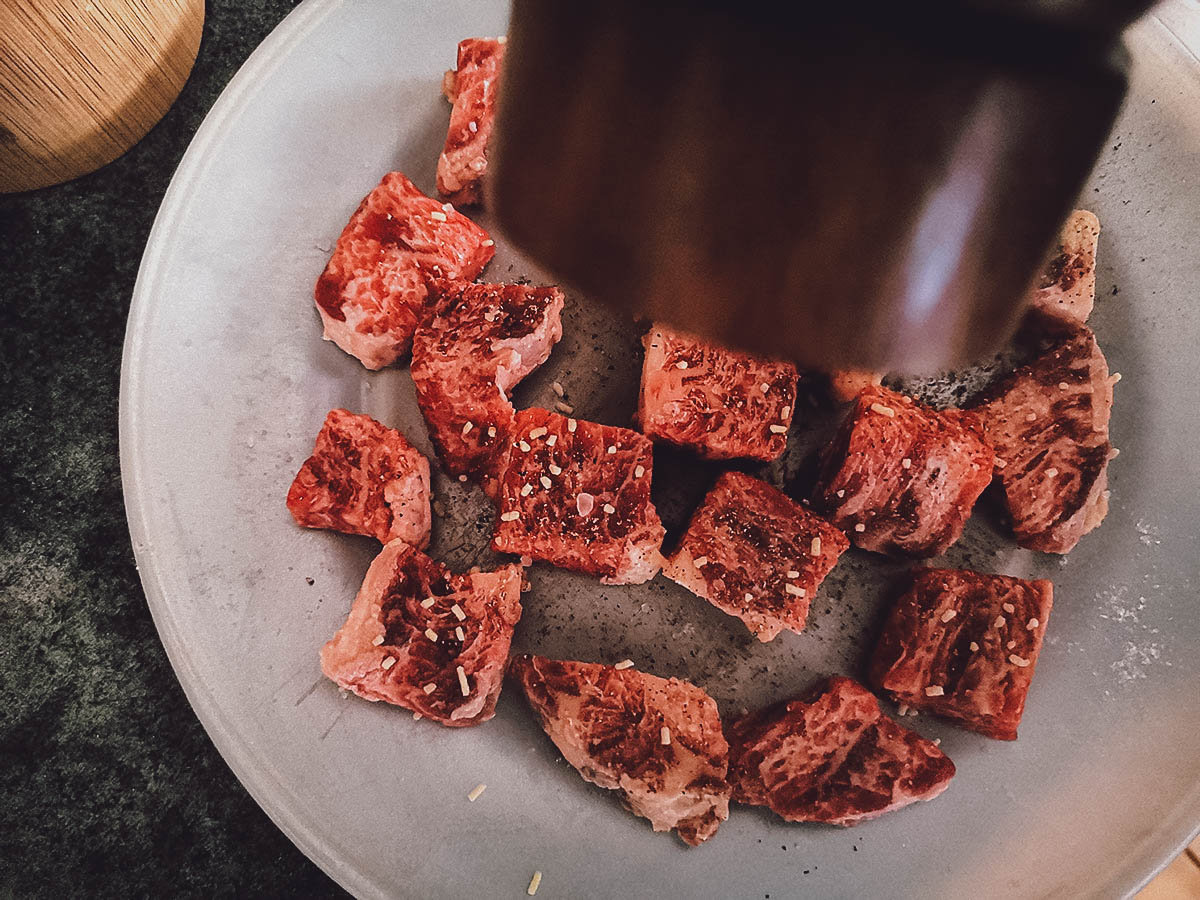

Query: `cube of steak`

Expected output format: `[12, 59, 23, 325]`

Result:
[870, 568, 1053, 740]
[1027, 210, 1100, 329]
[663, 472, 849, 641]
[638, 325, 798, 461]
[314, 172, 495, 369]
[286, 409, 431, 547]
[437, 38, 505, 206]
[727, 676, 954, 825]
[814, 385, 994, 557]
[492, 409, 665, 584]
[412, 281, 564, 494]
[972, 327, 1115, 553]
[510, 654, 731, 846]
[321, 539, 522, 726]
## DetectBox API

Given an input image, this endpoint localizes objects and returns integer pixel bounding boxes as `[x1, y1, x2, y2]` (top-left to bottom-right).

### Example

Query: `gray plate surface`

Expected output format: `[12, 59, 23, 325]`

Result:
[120, 2, 1200, 897]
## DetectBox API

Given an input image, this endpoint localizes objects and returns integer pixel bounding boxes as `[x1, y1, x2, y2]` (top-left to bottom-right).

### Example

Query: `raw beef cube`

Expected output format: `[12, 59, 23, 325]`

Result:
[827, 369, 883, 403]
[286, 409, 431, 548]
[492, 408, 665, 584]
[814, 385, 994, 557]
[663, 472, 849, 641]
[510, 654, 731, 846]
[870, 568, 1053, 740]
[412, 281, 564, 494]
[314, 172, 495, 369]
[727, 676, 955, 825]
[437, 38, 505, 205]
[1027, 210, 1100, 328]
[972, 327, 1115, 553]
[321, 539, 522, 726]
[638, 325, 798, 461]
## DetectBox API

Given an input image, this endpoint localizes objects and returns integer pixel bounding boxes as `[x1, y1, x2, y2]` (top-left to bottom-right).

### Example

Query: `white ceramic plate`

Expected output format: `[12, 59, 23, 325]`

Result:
[121, 2, 1200, 897]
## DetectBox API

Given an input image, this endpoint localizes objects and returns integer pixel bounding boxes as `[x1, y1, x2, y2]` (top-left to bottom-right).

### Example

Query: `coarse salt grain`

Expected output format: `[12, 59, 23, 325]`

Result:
[500, 510, 521, 522]
[423, 683, 437, 694]
[519, 441, 531, 452]
[457, 666, 471, 696]
[836, 489, 845, 498]
[1059, 381, 1071, 391]
[462, 421, 474, 436]
[769, 424, 788, 434]
[421, 597, 437, 609]
[451, 604, 466, 621]
[676, 361, 688, 369]
[567, 418, 577, 432]
[941, 609, 957, 623]
[1003, 603, 1015, 613]
[487, 426, 497, 438]
[898, 704, 910, 716]
[458, 474, 468, 482]
[969, 641, 980, 652]
[693, 556, 709, 567]
[901, 458, 912, 469]
[660, 726, 671, 745]
[468, 120, 478, 132]
[467, 783, 487, 802]
[546, 435, 558, 447]
[430, 210, 447, 221]
[413, 712, 422, 720]
[1027, 617, 1039, 630]
[576, 493, 594, 516]
[994, 615, 1007, 629]
[521, 484, 533, 497]
[607, 445, 617, 455]
[1007, 640, 1017, 649]
[854, 523, 866, 532]
[540, 476, 552, 490]
[614, 659, 634, 670]
[1110, 372, 1122, 384]
[529, 427, 548, 439]
[925, 685, 945, 697]
[425, 628, 439, 642]
[1009, 654, 1030, 667]
[456, 626, 465, 642]
[785, 584, 805, 597]
[556, 401, 574, 414]
[744, 592, 754, 603]
[1026, 412, 1038, 422]
[995, 458, 1007, 469]
[546, 465, 561, 477]
[371, 634, 385, 646]
[603, 503, 616, 514]
[810, 537, 821, 555]
[786, 570, 800, 579]
[552, 381, 565, 397]
[781, 406, 791, 419]
[381, 656, 396, 670]
[760, 383, 770, 393]
[871, 403, 895, 417]
[634, 465, 645, 478]
[1046, 467, 1058, 477]
[527, 871, 542, 896]
[481, 239, 494, 247]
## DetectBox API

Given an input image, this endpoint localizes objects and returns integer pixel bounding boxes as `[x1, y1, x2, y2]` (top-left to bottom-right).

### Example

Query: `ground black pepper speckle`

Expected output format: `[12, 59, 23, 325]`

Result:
[0, 3, 344, 897]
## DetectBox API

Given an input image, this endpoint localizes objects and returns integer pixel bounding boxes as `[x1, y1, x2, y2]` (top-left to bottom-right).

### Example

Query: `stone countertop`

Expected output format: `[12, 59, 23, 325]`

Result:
[0, 3, 344, 896]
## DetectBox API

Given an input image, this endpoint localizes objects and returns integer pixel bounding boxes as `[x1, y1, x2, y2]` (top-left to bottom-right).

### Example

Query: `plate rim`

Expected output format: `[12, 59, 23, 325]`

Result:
[118, 2, 1200, 897]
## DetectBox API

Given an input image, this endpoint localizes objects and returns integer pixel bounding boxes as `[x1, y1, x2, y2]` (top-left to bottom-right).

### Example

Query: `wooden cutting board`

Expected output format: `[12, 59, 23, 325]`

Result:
[0, 0, 204, 193]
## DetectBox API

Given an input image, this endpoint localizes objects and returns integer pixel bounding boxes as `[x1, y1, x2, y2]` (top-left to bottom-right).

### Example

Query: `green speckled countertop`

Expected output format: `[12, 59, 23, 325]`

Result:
[0, 4, 343, 896]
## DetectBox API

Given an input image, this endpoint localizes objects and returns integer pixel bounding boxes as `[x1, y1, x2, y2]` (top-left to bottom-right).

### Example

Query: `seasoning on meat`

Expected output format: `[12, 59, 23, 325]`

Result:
[1027, 210, 1100, 329]
[972, 326, 1114, 553]
[437, 38, 505, 205]
[663, 472, 849, 641]
[492, 409, 665, 585]
[321, 540, 521, 726]
[412, 281, 564, 495]
[286, 409, 431, 548]
[870, 568, 1053, 740]
[727, 676, 955, 825]
[814, 385, 994, 557]
[314, 172, 494, 369]
[510, 654, 731, 846]
[637, 325, 798, 461]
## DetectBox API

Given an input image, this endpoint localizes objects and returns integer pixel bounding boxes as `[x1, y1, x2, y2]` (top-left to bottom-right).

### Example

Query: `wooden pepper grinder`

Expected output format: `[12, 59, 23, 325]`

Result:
[0, 0, 204, 193]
